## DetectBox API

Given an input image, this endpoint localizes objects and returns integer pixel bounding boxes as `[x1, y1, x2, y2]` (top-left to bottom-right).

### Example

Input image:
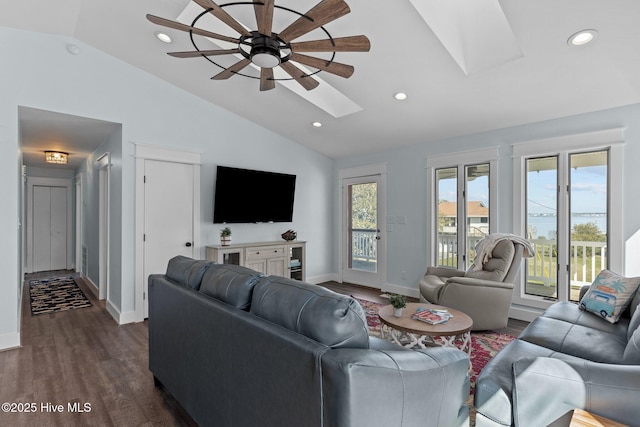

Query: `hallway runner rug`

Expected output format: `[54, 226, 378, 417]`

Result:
[29, 276, 92, 316]
[355, 298, 516, 394]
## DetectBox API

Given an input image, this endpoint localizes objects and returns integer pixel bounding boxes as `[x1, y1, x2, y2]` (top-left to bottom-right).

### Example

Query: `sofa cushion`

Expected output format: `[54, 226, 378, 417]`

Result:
[465, 240, 515, 282]
[250, 276, 370, 349]
[166, 256, 212, 290]
[199, 264, 264, 310]
[541, 301, 630, 337]
[579, 269, 640, 323]
[519, 316, 627, 363]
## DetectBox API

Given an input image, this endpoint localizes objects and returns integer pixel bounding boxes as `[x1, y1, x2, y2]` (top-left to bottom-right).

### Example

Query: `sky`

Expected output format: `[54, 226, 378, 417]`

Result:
[437, 163, 607, 215]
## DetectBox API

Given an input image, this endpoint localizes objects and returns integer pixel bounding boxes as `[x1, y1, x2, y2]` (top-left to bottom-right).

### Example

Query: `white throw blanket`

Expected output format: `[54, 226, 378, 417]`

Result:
[471, 233, 536, 271]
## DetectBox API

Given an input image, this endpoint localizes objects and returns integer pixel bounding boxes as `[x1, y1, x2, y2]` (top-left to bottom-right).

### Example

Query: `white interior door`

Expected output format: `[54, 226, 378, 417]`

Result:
[32, 185, 68, 272]
[143, 160, 195, 317]
[341, 172, 386, 287]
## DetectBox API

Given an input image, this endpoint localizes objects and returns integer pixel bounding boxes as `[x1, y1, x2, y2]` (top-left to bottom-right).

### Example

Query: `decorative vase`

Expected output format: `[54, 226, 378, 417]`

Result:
[393, 307, 403, 318]
[220, 236, 232, 246]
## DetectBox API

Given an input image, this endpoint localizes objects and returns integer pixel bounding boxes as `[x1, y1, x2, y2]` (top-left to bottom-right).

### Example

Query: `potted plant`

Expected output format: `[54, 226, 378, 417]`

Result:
[389, 293, 407, 317]
[220, 227, 232, 246]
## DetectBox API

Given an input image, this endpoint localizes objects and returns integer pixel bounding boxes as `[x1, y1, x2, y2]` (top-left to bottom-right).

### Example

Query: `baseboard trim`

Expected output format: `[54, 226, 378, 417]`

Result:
[106, 300, 137, 325]
[509, 304, 544, 322]
[119, 310, 137, 325]
[83, 275, 99, 298]
[307, 273, 339, 285]
[0, 332, 21, 351]
[381, 283, 420, 299]
[106, 300, 120, 323]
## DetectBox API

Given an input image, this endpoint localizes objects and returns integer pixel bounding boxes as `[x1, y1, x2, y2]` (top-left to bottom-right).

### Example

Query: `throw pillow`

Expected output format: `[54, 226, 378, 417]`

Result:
[579, 269, 640, 323]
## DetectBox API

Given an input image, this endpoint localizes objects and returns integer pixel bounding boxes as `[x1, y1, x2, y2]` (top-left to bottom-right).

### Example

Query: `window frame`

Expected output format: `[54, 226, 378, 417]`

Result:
[426, 147, 499, 269]
[512, 128, 624, 310]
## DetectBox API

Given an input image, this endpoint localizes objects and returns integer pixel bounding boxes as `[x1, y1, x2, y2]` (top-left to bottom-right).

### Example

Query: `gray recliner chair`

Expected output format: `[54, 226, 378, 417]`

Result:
[419, 238, 526, 331]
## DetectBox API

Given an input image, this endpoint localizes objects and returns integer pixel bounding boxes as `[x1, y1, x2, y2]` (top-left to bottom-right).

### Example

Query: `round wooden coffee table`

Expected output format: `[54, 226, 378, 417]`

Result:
[378, 303, 473, 356]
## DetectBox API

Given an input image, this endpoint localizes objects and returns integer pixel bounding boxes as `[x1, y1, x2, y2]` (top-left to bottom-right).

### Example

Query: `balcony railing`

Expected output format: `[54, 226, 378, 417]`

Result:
[351, 229, 377, 270]
[436, 234, 606, 290]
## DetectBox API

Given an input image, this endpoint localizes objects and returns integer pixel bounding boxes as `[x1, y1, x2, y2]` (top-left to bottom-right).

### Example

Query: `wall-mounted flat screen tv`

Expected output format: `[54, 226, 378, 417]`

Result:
[213, 165, 296, 223]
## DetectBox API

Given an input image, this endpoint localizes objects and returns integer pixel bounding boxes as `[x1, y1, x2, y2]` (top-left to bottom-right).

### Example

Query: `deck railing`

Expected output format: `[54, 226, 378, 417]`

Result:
[351, 229, 378, 263]
[436, 234, 607, 288]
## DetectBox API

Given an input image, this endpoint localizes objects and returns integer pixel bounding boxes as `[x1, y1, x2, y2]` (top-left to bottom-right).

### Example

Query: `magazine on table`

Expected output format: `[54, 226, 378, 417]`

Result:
[412, 307, 452, 325]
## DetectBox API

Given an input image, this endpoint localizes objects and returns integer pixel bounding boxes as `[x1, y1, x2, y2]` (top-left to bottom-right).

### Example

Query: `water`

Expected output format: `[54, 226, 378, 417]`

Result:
[528, 214, 607, 239]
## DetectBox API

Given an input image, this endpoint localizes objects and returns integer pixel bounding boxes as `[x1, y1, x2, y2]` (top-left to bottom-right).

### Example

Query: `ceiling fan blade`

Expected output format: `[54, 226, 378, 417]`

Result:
[279, 61, 320, 91]
[278, 0, 350, 43]
[146, 14, 240, 44]
[192, 0, 251, 36]
[212, 58, 252, 80]
[290, 35, 370, 53]
[254, 0, 274, 36]
[290, 53, 354, 78]
[260, 68, 276, 91]
[167, 48, 240, 58]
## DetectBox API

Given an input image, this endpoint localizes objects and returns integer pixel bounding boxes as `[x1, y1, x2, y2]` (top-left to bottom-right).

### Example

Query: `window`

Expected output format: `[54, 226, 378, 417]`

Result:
[513, 129, 623, 307]
[427, 148, 498, 270]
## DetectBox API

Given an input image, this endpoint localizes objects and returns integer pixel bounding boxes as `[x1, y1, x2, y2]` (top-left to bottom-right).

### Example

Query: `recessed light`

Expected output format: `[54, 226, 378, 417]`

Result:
[156, 32, 172, 43]
[568, 29, 598, 46]
[312, 122, 322, 128]
[394, 92, 408, 101]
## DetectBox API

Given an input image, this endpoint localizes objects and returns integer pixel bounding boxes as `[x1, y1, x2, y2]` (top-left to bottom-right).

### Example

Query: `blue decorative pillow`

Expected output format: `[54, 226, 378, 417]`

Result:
[579, 269, 640, 324]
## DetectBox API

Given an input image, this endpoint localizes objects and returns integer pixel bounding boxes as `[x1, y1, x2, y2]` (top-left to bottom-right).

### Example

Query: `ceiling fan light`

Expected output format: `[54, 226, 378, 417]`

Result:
[251, 51, 281, 68]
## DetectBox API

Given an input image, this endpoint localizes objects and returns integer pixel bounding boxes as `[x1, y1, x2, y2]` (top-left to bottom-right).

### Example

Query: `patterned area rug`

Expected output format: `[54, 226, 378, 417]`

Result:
[29, 276, 92, 316]
[355, 298, 515, 394]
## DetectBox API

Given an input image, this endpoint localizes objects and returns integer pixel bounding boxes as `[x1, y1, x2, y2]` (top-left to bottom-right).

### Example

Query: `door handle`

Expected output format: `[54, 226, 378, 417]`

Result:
[185, 242, 192, 247]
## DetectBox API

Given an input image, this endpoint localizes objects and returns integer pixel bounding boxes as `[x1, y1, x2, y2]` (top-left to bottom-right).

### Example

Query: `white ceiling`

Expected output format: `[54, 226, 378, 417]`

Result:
[5, 0, 640, 163]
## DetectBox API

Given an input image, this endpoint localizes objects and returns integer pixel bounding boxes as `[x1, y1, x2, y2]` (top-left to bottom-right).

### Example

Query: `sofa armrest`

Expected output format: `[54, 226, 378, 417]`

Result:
[321, 346, 470, 427]
[426, 266, 466, 278]
[447, 276, 514, 289]
[512, 357, 640, 427]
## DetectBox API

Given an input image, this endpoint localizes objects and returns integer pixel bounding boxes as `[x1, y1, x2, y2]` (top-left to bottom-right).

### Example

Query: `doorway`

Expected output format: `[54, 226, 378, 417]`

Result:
[26, 177, 73, 273]
[339, 165, 387, 288]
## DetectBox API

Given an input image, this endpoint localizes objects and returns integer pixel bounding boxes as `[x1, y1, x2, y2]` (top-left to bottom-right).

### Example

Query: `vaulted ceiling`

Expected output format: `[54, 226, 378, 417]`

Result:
[4, 0, 640, 161]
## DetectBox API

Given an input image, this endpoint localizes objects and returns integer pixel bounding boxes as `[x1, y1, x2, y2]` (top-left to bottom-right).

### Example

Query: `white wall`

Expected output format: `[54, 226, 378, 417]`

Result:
[0, 26, 334, 346]
[334, 103, 640, 296]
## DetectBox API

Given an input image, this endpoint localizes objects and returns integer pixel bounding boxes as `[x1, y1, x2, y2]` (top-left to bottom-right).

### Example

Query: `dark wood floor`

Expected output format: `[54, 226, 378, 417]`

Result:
[1, 273, 528, 426]
[1, 270, 197, 427]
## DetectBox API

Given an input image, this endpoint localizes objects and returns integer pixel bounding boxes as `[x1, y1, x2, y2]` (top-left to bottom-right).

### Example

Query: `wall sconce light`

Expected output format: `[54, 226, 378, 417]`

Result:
[45, 151, 69, 164]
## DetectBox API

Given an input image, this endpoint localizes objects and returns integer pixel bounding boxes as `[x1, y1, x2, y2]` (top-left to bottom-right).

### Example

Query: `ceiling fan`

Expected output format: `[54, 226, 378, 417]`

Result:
[146, 0, 370, 91]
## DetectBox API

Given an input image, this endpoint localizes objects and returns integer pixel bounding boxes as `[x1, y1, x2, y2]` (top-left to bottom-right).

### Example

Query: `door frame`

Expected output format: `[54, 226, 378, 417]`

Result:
[338, 163, 387, 288]
[25, 176, 73, 273]
[98, 153, 110, 301]
[134, 143, 201, 322]
[74, 173, 83, 273]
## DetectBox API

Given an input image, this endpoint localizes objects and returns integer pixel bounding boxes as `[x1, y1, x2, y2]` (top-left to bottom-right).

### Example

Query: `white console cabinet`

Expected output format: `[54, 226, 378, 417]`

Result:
[206, 241, 306, 281]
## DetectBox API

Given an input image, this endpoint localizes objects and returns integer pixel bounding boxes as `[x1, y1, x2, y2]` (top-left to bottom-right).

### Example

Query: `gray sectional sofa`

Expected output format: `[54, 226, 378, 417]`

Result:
[474, 286, 640, 426]
[148, 256, 471, 427]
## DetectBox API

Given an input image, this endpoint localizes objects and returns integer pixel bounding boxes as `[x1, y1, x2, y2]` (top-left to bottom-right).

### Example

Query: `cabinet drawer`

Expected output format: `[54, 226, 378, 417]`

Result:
[246, 246, 285, 260]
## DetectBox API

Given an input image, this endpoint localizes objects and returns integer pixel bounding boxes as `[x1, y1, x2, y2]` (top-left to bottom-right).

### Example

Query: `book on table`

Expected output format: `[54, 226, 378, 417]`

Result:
[412, 307, 452, 325]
